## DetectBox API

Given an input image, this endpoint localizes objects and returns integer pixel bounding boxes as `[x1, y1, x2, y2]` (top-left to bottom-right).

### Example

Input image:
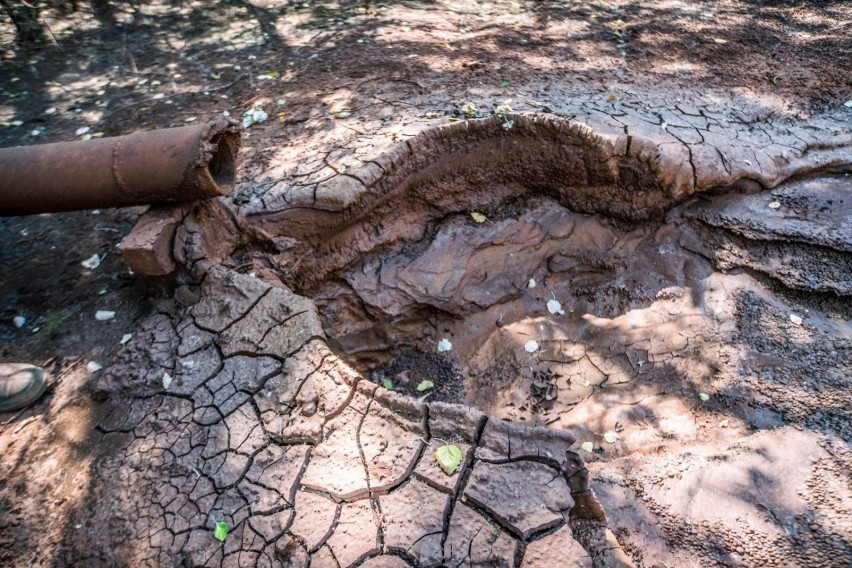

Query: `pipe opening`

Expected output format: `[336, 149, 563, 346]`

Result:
[207, 131, 239, 195]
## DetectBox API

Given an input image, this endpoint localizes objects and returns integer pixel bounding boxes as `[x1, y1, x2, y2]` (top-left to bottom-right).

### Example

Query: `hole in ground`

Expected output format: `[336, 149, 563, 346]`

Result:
[307, 192, 718, 425]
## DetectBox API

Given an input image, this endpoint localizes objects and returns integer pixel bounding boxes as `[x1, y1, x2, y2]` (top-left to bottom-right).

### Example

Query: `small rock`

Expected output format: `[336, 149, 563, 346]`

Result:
[13, 315, 25, 328]
[768, 201, 781, 210]
[789, 314, 803, 325]
[437, 338, 453, 352]
[162, 372, 173, 389]
[524, 340, 540, 353]
[95, 310, 115, 321]
[546, 299, 565, 315]
[80, 254, 101, 270]
[86, 361, 102, 373]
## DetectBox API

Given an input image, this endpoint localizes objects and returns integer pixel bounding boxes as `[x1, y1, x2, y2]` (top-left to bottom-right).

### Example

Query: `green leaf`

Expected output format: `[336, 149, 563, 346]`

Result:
[266, 71, 279, 78]
[435, 444, 463, 475]
[213, 521, 229, 542]
[580, 441, 594, 452]
[448, 117, 461, 122]
[382, 378, 394, 390]
[699, 392, 710, 402]
[416, 380, 434, 392]
[501, 78, 510, 87]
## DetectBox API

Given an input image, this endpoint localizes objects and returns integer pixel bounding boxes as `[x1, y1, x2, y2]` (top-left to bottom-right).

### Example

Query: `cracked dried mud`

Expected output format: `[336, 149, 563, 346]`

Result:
[1, 1, 851, 567]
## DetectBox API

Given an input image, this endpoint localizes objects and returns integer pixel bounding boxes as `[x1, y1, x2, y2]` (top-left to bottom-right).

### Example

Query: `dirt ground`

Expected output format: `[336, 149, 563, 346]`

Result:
[1, 1, 850, 567]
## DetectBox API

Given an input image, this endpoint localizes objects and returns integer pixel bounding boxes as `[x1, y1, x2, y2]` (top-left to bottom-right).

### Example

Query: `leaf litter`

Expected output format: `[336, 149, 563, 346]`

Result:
[435, 444, 463, 475]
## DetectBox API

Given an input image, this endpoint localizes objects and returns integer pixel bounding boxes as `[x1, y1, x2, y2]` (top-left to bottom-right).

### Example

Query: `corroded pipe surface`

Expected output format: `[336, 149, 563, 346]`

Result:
[0, 116, 241, 216]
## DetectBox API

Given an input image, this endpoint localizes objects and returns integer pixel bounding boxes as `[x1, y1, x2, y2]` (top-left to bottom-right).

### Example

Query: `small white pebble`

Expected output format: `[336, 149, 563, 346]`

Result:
[80, 254, 101, 270]
[162, 372, 173, 389]
[86, 361, 102, 373]
[13, 315, 26, 328]
[524, 340, 540, 353]
[120, 333, 133, 345]
[547, 299, 565, 315]
[789, 314, 803, 325]
[75, 126, 90, 136]
[768, 201, 781, 210]
[528, 279, 536, 288]
[95, 310, 115, 321]
[437, 338, 453, 352]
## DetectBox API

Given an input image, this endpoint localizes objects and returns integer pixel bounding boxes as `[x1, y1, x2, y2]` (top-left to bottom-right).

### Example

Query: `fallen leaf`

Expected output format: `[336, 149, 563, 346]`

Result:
[789, 314, 803, 325]
[606, 92, 617, 101]
[583, 379, 591, 387]
[437, 338, 453, 352]
[524, 340, 540, 353]
[494, 101, 512, 115]
[461, 102, 477, 117]
[80, 254, 101, 270]
[416, 380, 434, 392]
[547, 299, 565, 315]
[603, 431, 619, 444]
[95, 310, 115, 321]
[699, 392, 710, 402]
[86, 361, 102, 373]
[448, 117, 461, 123]
[382, 378, 394, 390]
[213, 521, 229, 542]
[242, 107, 268, 127]
[581, 442, 594, 452]
[435, 444, 463, 475]
[470, 212, 487, 223]
[120, 333, 133, 345]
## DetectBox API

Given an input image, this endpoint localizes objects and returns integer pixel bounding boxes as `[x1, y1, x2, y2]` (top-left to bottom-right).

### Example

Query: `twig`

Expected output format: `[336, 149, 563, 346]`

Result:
[40, 15, 58, 46]
[1, 407, 28, 429]
[124, 26, 138, 74]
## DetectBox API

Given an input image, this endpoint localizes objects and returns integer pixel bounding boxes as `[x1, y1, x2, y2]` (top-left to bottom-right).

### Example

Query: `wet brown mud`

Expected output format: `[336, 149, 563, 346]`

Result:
[256, 155, 850, 427]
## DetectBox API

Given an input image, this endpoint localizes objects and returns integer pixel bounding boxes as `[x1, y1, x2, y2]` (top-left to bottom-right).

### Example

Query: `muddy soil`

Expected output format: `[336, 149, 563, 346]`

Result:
[1, 1, 851, 567]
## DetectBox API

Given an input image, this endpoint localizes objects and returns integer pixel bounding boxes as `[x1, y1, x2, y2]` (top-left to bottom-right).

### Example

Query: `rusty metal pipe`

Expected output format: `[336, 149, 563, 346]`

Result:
[0, 116, 241, 216]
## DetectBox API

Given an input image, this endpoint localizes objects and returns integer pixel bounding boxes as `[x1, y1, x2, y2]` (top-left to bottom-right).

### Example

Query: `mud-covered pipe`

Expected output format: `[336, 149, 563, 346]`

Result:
[0, 116, 241, 216]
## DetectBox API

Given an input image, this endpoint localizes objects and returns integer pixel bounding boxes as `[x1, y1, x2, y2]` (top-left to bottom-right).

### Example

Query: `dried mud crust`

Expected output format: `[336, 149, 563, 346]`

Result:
[54, 112, 850, 568]
[67, 266, 611, 567]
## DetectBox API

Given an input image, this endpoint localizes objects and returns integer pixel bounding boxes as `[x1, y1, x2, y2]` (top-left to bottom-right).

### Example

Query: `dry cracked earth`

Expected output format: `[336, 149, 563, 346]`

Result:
[1, 1, 851, 568]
